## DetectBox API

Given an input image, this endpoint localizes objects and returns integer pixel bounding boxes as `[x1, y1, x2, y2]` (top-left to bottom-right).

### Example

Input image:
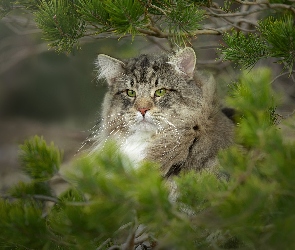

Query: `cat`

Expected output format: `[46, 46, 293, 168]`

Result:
[90, 47, 234, 178]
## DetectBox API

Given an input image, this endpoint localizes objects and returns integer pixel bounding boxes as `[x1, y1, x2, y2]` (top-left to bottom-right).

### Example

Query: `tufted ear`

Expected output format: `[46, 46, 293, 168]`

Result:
[167, 47, 196, 78]
[96, 54, 125, 85]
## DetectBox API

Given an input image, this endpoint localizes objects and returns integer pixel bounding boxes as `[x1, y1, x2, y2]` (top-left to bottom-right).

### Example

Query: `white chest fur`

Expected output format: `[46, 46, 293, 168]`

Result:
[119, 130, 153, 167]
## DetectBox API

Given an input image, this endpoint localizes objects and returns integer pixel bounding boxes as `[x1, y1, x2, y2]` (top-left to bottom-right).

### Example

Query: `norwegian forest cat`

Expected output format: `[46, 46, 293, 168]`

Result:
[91, 47, 234, 178]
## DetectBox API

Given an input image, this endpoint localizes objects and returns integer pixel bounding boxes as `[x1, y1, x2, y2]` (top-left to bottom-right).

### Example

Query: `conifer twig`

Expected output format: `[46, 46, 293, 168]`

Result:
[270, 70, 295, 85]
[148, 3, 167, 16]
[207, 7, 264, 17]
[233, 0, 295, 14]
[0, 194, 59, 203]
[32, 194, 59, 203]
[137, 27, 222, 38]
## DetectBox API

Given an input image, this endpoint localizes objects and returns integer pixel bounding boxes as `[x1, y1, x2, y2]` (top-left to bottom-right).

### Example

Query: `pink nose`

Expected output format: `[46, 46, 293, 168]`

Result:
[138, 108, 150, 116]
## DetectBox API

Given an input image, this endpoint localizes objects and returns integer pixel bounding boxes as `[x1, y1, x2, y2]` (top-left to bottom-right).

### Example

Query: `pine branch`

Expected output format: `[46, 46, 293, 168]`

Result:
[259, 15, 295, 71]
[207, 7, 264, 17]
[219, 30, 269, 69]
[270, 70, 295, 84]
[233, 0, 295, 14]
[137, 26, 221, 38]
[1, 194, 59, 203]
[19, 135, 62, 181]
[35, 0, 86, 53]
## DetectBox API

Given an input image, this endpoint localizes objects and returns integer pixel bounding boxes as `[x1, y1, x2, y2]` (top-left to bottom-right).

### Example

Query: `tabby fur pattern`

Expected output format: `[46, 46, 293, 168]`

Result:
[91, 47, 234, 178]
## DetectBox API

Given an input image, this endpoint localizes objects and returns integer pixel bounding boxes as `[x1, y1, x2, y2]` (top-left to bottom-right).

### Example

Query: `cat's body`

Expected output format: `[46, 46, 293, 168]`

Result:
[91, 48, 234, 177]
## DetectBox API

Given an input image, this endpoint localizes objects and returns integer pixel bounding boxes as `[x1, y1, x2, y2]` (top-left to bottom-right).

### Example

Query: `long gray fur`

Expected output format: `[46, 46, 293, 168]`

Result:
[92, 47, 234, 177]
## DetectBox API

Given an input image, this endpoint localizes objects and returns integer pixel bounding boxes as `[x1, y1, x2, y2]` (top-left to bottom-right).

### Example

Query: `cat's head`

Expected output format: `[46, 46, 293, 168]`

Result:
[96, 48, 213, 135]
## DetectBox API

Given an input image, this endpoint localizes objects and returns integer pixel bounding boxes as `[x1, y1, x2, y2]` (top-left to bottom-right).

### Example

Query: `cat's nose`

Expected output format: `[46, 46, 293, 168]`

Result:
[138, 108, 150, 116]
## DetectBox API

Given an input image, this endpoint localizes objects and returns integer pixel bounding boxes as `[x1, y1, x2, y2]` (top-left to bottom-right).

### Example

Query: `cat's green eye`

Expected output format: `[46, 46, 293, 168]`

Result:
[126, 89, 136, 97]
[155, 88, 166, 97]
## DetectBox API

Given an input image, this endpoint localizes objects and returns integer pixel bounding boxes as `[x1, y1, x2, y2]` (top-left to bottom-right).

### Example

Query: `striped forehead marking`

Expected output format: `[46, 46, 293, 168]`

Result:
[128, 54, 165, 85]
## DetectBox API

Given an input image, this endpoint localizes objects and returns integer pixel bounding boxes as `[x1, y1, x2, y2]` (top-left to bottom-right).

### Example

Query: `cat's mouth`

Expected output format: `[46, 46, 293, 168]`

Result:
[131, 115, 157, 132]
[137, 119, 156, 131]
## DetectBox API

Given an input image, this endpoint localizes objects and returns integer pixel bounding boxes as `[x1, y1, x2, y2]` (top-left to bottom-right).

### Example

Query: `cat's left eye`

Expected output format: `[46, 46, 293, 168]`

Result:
[126, 89, 136, 97]
[155, 88, 166, 97]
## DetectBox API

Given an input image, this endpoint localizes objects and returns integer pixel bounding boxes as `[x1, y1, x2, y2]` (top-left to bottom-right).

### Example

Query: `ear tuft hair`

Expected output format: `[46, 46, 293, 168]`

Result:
[96, 54, 125, 85]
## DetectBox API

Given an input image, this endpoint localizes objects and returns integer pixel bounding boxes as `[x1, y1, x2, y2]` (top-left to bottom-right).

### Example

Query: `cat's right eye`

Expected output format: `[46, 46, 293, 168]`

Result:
[126, 89, 136, 97]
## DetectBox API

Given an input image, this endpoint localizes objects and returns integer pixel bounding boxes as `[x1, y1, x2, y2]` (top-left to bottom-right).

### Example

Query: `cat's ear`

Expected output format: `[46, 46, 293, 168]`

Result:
[168, 47, 196, 78]
[96, 54, 125, 85]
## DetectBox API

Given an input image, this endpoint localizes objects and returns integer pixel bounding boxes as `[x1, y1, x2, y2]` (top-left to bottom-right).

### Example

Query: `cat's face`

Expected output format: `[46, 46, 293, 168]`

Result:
[97, 48, 202, 136]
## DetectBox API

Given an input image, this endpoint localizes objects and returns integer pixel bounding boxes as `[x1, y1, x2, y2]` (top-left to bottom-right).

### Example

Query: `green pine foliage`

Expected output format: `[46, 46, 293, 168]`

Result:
[1, 68, 295, 249]
[0, 200, 50, 249]
[19, 135, 61, 181]
[29, 0, 206, 52]
[35, 0, 86, 53]
[221, 14, 295, 71]
[9, 181, 52, 199]
[220, 31, 269, 69]
[259, 15, 295, 71]
[76, 0, 110, 29]
[2, 0, 295, 74]
[165, 0, 205, 44]
[103, 0, 147, 36]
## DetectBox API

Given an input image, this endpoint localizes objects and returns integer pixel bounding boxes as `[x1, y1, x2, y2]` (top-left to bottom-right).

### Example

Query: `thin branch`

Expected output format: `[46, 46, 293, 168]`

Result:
[270, 70, 295, 85]
[206, 7, 264, 17]
[267, 3, 295, 14]
[146, 36, 170, 52]
[137, 26, 222, 39]
[238, 18, 258, 27]
[137, 27, 164, 38]
[234, 0, 295, 14]
[284, 109, 295, 119]
[234, 0, 268, 5]
[218, 15, 257, 33]
[97, 238, 112, 250]
[148, 3, 167, 16]
[32, 195, 59, 203]
[66, 201, 93, 206]
[197, 57, 224, 65]
[0, 194, 59, 203]
[193, 29, 222, 35]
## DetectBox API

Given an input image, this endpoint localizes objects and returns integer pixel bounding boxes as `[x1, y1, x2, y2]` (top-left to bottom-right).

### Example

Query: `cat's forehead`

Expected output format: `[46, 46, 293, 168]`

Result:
[124, 54, 168, 83]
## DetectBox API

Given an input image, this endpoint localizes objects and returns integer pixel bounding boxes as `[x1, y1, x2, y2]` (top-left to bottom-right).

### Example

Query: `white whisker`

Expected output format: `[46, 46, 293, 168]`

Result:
[157, 116, 182, 160]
